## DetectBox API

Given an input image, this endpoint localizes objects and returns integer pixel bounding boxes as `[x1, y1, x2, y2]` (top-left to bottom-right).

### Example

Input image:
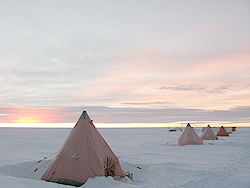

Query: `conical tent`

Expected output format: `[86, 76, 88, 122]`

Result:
[41, 111, 124, 187]
[200, 125, 218, 140]
[178, 123, 203, 146]
[217, 126, 229, 136]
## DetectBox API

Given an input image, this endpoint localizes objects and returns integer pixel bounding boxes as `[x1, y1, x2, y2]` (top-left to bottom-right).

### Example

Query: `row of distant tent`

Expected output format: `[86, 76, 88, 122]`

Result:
[40, 111, 235, 187]
[177, 123, 232, 146]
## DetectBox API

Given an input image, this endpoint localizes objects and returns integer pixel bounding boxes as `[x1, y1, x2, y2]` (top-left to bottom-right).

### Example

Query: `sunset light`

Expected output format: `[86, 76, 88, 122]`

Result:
[14, 117, 41, 123]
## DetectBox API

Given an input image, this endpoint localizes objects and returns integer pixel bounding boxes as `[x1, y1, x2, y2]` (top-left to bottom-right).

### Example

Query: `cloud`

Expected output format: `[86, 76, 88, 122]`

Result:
[160, 84, 250, 94]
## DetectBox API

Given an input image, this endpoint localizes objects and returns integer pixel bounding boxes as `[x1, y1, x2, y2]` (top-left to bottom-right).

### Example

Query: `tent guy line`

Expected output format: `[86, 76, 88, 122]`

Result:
[25, 155, 57, 178]
[118, 159, 161, 177]
[24, 152, 57, 171]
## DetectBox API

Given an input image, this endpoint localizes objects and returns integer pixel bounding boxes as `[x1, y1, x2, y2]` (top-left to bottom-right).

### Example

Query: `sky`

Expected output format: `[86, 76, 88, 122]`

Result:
[0, 0, 250, 127]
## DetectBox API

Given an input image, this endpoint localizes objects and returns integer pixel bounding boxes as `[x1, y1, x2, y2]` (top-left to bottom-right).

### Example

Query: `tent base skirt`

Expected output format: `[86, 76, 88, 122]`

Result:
[43, 178, 84, 187]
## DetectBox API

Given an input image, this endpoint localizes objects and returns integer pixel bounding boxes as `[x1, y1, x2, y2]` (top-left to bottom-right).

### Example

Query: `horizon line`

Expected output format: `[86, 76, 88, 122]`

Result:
[0, 122, 249, 128]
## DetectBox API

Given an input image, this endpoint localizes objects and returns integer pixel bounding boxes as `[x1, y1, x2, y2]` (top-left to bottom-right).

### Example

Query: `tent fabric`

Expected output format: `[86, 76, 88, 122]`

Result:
[200, 125, 218, 140]
[178, 123, 203, 146]
[41, 111, 124, 186]
[217, 126, 229, 136]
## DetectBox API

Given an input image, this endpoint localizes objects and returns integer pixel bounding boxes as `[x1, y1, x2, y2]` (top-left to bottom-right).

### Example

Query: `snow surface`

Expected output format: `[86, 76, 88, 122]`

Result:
[0, 127, 250, 188]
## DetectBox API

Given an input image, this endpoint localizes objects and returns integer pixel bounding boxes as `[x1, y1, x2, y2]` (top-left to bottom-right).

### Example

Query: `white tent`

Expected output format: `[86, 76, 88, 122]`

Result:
[41, 111, 124, 186]
[200, 125, 218, 140]
[178, 123, 203, 146]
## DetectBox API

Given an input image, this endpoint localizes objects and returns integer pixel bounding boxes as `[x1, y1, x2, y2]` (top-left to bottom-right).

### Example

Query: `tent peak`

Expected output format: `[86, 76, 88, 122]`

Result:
[80, 111, 90, 119]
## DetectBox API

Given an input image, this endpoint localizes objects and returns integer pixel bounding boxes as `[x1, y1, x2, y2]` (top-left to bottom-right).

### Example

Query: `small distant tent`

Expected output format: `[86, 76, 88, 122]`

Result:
[41, 111, 124, 187]
[200, 125, 218, 140]
[217, 126, 229, 136]
[169, 127, 182, 132]
[177, 123, 203, 146]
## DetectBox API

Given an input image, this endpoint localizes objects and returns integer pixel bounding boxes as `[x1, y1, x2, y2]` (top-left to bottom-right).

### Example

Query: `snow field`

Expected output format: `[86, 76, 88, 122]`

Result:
[0, 127, 249, 187]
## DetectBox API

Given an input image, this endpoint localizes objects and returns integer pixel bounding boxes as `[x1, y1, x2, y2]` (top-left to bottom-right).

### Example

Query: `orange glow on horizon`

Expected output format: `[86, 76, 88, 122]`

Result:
[14, 117, 41, 123]
[0, 108, 64, 123]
